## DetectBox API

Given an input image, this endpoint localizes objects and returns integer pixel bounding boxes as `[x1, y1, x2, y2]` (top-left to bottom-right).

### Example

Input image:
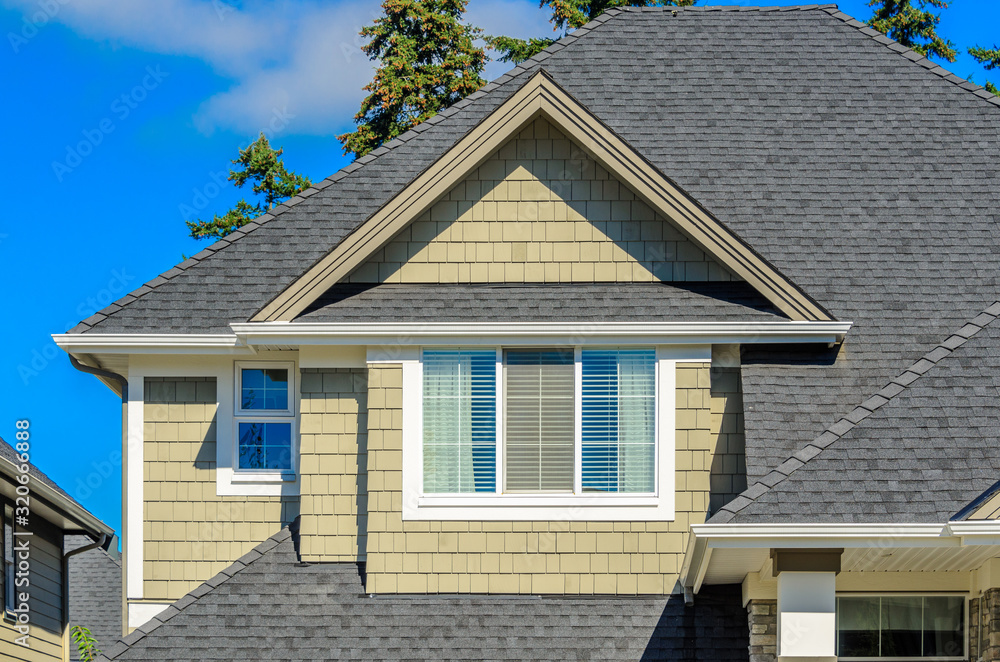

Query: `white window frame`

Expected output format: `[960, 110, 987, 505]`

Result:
[835, 592, 968, 662]
[401, 344, 702, 520]
[232, 360, 298, 480]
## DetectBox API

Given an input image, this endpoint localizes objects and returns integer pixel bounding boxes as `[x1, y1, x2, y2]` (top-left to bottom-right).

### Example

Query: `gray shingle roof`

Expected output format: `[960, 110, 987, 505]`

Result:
[713, 301, 1000, 523]
[97, 526, 748, 662]
[67, 534, 122, 661]
[297, 282, 785, 322]
[69, 6, 1000, 506]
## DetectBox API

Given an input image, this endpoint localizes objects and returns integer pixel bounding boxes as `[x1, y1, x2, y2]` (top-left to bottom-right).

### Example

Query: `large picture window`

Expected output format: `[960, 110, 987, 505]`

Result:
[420, 347, 658, 497]
[837, 595, 965, 660]
[234, 362, 295, 474]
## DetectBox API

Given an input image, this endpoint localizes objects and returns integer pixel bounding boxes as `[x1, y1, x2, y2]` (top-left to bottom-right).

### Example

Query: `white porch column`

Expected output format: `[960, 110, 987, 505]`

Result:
[776, 571, 837, 661]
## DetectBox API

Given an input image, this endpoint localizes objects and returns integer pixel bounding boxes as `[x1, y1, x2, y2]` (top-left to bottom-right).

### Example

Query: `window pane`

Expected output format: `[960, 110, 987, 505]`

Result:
[423, 350, 496, 493]
[923, 596, 964, 658]
[881, 596, 923, 658]
[838, 597, 881, 658]
[581, 349, 655, 493]
[241, 368, 289, 410]
[504, 349, 574, 493]
[238, 422, 292, 470]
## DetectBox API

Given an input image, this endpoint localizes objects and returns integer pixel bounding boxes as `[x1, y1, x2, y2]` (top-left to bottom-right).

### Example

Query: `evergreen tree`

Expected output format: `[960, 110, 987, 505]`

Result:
[488, 0, 696, 65]
[969, 45, 999, 95]
[187, 133, 311, 240]
[339, 0, 487, 160]
[866, 0, 956, 62]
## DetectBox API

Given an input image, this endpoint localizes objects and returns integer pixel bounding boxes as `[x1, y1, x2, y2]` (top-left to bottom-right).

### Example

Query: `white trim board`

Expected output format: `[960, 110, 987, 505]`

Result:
[127, 602, 171, 629]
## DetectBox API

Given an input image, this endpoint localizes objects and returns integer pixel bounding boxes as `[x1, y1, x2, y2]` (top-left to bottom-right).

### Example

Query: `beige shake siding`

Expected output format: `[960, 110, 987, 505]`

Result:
[0, 514, 65, 662]
[348, 117, 737, 285]
[709, 366, 747, 514]
[357, 362, 729, 595]
[298, 368, 369, 562]
[142, 378, 298, 602]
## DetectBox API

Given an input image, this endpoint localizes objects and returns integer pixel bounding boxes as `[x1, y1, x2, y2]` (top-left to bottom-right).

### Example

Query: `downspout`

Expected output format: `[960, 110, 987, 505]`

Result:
[67, 355, 128, 638]
[62, 533, 107, 661]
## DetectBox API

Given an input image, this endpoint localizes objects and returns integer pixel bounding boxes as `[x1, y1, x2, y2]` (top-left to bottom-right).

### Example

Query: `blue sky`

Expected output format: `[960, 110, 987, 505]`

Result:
[2, 0, 998, 538]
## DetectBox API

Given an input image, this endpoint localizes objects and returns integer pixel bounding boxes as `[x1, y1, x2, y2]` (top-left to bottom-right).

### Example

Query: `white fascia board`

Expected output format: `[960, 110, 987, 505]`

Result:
[231, 321, 853, 346]
[52, 333, 244, 354]
[689, 522, 956, 549]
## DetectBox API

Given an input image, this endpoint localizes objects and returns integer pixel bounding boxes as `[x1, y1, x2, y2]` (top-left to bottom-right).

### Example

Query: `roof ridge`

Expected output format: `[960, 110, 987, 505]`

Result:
[711, 300, 1000, 523]
[69, 13, 623, 335]
[817, 5, 1000, 108]
[95, 526, 293, 661]
[619, 4, 838, 11]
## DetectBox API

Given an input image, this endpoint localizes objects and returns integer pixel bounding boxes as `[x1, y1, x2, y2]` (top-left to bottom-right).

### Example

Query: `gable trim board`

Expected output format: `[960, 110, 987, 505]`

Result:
[252, 71, 832, 324]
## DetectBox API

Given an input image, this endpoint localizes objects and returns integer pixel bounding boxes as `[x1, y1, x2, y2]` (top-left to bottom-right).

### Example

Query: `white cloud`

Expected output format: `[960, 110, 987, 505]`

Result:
[4, 0, 556, 136]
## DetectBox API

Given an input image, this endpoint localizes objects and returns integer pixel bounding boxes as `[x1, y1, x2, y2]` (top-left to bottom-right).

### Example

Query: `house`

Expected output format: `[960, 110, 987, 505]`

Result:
[0, 437, 117, 662]
[52, 3, 1000, 660]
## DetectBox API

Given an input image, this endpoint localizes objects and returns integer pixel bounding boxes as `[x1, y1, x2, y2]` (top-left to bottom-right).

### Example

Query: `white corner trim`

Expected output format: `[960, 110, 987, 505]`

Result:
[233, 321, 852, 347]
[400, 348, 677, 521]
[127, 602, 171, 629]
[125, 371, 144, 600]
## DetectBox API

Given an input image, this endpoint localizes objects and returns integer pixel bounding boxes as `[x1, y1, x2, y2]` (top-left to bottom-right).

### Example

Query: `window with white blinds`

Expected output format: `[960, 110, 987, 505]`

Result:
[422, 349, 497, 493]
[503, 349, 575, 493]
[420, 347, 658, 497]
[581, 349, 656, 493]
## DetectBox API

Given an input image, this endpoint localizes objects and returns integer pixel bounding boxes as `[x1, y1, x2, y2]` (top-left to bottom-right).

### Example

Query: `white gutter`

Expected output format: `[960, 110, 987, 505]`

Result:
[946, 520, 1000, 544]
[690, 522, 953, 546]
[230, 320, 853, 346]
[53, 333, 243, 354]
[52, 322, 851, 352]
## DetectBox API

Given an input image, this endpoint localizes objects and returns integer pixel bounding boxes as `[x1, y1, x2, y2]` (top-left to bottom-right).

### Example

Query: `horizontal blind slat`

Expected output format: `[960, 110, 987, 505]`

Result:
[504, 349, 575, 493]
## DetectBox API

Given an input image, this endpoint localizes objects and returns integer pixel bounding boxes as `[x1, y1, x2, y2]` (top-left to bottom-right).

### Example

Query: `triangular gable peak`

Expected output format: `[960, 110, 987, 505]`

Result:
[254, 70, 831, 322]
[955, 481, 1000, 521]
[348, 115, 737, 285]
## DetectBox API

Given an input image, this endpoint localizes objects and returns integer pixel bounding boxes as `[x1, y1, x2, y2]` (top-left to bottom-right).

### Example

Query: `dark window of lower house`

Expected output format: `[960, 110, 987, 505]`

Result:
[837, 595, 964, 659]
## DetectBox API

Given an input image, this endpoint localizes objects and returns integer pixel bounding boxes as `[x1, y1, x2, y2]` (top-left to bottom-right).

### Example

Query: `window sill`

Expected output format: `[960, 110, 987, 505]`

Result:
[230, 472, 296, 483]
[406, 494, 673, 521]
[417, 494, 658, 508]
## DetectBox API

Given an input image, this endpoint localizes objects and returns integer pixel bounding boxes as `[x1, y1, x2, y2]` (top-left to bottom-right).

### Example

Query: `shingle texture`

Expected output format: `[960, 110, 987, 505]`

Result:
[298, 282, 784, 322]
[714, 302, 1000, 523]
[97, 527, 748, 662]
[70, 6, 1000, 514]
[67, 534, 122, 661]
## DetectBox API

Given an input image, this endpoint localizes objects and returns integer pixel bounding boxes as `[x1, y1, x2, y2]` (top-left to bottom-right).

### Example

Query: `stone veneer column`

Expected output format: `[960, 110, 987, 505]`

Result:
[981, 588, 1000, 661]
[748, 600, 777, 662]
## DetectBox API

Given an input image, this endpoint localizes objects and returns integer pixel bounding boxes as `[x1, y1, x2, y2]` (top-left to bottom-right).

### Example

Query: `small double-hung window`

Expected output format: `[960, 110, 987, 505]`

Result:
[235, 362, 295, 474]
[421, 348, 658, 497]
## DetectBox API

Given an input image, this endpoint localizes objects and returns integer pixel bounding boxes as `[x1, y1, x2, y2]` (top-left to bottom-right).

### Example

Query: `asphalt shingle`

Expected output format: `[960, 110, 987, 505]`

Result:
[97, 527, 748, 662]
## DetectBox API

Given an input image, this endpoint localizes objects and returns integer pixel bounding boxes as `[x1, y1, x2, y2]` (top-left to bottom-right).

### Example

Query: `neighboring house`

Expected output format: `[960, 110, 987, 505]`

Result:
[65, 535, 121, 662]
[0, 437, 116, 662]
[52, 4, 1000, 661]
